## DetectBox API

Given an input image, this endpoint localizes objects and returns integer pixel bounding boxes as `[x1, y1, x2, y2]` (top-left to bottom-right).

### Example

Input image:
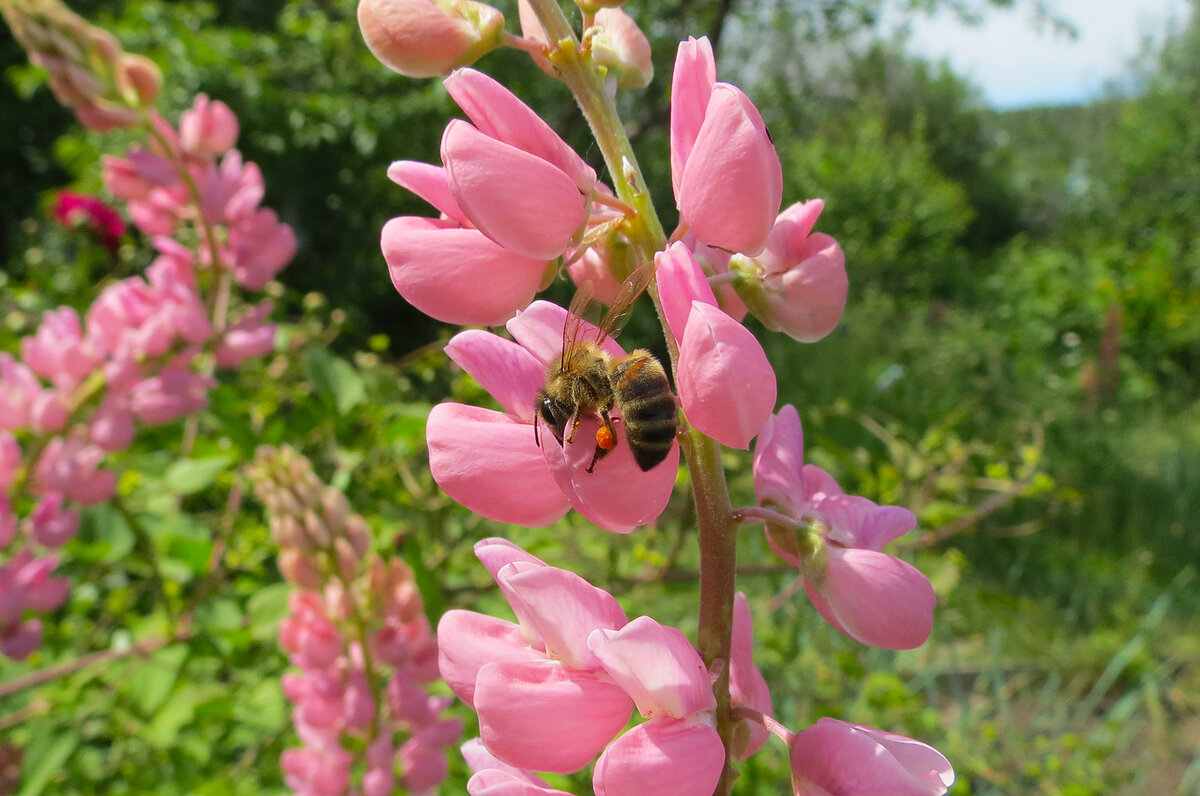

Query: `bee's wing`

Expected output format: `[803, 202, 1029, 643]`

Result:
[561, 277, 596, 371]
[592, 260, 657, 347]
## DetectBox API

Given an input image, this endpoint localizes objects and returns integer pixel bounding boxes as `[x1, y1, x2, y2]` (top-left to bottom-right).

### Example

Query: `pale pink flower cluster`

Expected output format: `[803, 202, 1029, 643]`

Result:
[0, 88, 287, 659]
[0, 0, 161, 130]
[439, 539, 769, 795]
[249, 446, 460, 796]
[102, 95, 296, 290]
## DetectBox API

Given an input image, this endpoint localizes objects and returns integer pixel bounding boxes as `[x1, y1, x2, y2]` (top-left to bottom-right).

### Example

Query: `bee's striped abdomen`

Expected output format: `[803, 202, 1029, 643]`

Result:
[611, 350, 677, 471]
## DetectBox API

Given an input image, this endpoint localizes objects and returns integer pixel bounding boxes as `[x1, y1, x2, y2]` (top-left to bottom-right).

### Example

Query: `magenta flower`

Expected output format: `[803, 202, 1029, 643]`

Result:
[753, 405, 935, 650]
[734, 200, 848, 343]
[426, 300, 678, 533]
[590, 617, 724, 796]
[656, 242, 776, 449]
[670, 37, 782, 256]
[382, 160, 548, 325]
[441, 68, 598, 260]
[790, 718, 954, 796]
[51, 190, 126, 253]
[437, 539, 634, 774]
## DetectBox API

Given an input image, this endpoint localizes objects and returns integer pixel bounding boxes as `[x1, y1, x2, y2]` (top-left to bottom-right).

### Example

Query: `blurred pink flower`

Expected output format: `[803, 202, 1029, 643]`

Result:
[427, 301, 678, 533]
[179, 94, 238, 158]
[656, 242, 776, 449]
[51, 190, 126, 253]
[753, 405, 935, 650]
[437, 539, 633, 774]
[790, 718, 954, 796]
[670, 37, 782, 256]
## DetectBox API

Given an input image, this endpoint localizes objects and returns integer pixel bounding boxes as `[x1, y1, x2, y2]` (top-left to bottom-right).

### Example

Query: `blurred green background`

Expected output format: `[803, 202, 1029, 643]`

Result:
[1, 0, 1198, 794]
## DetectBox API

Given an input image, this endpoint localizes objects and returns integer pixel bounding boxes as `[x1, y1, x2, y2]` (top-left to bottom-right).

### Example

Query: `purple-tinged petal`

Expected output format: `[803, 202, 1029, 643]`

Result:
[446, 330, 545, 423]
[442, 120, 586, 260]
[679, 84, 782, 255]
[474, 659, 632, 774]
[437, 610, 544, 707]
[382, 216, 546, 325]
[806, 547, 935, 650]
[752, 404, 807, 516]
[677, 302, 776, 449]
[790, 718, 953, 796]
[427, 403, 569, 527]
[591, 616, 714, 719]
[729, 592, 772, 759]
[593, 718, 724, 796]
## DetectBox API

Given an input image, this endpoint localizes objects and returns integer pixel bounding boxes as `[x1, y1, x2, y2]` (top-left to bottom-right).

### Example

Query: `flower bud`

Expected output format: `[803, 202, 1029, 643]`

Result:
[357, 0, 505, 79]
[588, 8, 652, 89]
[115, 53, 162, 106]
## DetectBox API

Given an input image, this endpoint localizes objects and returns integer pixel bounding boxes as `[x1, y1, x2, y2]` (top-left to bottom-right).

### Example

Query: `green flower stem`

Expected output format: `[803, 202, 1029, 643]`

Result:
[525, 2, 739, 790]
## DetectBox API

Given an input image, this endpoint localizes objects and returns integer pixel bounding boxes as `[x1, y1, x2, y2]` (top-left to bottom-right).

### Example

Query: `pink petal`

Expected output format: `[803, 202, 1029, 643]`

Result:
[468, 770, 571, 795]
[669, 36, 716, 199]
[592, 718, 724, 796]
[506, 300, 626, 368]
[437, 610, 543, 707]
[677, 302, 776, 449]
[758, 199, 826, 271]
[444, 69, 597, 193]
[442, 120, 587, 260]
[540, 412, 679, 533]
[461, 738, 547, 785]
[816, 495, 916, 552]
[474, 659, 632, 774]
[386, 160, 468, 225]
[802, 464, 843, 500]
[591, 616, 714, 719]
[790, 718, 953, 796]
[678, 84, 782, 256]
[474, 538, 548, 581]
[382, 216, 546, 326]
[426, 403, 570, 527]
[502, 563, 627, 670]
[729, 592, 771, 759]
[752, 404, 807, 516]
[806, 548, 935, 650]
[761, 233, 847, 343]
[654, 242, 717, 343]
[445, 330, 546, 423]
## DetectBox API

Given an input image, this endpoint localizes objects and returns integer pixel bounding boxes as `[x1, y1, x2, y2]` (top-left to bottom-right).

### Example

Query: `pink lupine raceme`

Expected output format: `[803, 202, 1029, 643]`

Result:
[382, 161, 547, 325]
[656, 242, 776, 449]
[440, 69, 598, 260]
[357, 0, 505, 79]
[21, 307, 102, 391]
[280, 591, 345, 671]
[753, 405, 935, 650]
[670, 37, 782, 255]
[33, 437, 116, 505]
[589, 617, 724, 796]
[790, 718, 954, 796]
[426, 302, 678, 532]
[29, 493, 81, 548]
[734, 199, 848, 343]
[437, 540, 634, 774]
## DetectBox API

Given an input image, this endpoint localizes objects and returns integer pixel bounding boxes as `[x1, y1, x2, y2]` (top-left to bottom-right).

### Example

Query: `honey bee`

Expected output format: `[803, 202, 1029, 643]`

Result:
[534, 263, 678, 473]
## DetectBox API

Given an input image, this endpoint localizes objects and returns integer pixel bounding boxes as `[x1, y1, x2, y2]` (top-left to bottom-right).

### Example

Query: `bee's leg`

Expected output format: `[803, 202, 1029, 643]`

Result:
[565, 411, 580, 444]
[533, 414, 542, 448]
[585, 411, 618, 473]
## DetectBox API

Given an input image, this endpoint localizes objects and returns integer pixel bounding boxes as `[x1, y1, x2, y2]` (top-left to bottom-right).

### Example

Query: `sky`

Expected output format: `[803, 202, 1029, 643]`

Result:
[889, 0, 1193, 109]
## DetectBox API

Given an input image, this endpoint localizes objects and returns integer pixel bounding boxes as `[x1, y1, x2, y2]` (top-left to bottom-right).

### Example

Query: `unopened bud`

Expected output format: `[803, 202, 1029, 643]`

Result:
[344, 515, 372, 557]
[279, 548, 324, 589]
[86, 27, 122, 65]
[357, 0, 505, 79]
[335, 537, 360, 581]
[320, 487, 351, 533]
[115, 54, 162, 106]
[587, 8, 652, 89]
[303, 509, 332, 548]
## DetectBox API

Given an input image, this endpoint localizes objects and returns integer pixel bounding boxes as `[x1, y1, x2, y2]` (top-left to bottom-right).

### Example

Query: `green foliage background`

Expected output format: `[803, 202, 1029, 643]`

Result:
[2, 0, 1199, 794]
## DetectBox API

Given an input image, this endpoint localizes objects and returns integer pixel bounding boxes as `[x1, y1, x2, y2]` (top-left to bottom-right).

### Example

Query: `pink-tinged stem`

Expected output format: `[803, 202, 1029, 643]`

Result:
[524, 2, 740, 790]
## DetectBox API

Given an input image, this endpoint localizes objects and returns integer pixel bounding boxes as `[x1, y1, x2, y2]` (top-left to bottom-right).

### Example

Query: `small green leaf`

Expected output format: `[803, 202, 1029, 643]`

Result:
[308, 348, 366, 413]
[164, 456, 232, 495]
[247, 581, 292, 640]
[18, 728, 77, 796]
[129, 644, 189, 716]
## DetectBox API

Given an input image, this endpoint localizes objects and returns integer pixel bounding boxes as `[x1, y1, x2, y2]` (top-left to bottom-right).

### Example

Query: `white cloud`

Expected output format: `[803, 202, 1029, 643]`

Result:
[890, 0, 1192, 108]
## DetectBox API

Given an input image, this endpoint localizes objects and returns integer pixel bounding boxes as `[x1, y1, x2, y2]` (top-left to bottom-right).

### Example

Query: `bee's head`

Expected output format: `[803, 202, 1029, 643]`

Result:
[535, 389, 569, 445]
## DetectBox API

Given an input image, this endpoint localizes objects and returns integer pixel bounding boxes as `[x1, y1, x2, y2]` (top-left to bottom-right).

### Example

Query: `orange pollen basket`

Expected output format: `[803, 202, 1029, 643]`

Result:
[595, 425, 616, 451]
